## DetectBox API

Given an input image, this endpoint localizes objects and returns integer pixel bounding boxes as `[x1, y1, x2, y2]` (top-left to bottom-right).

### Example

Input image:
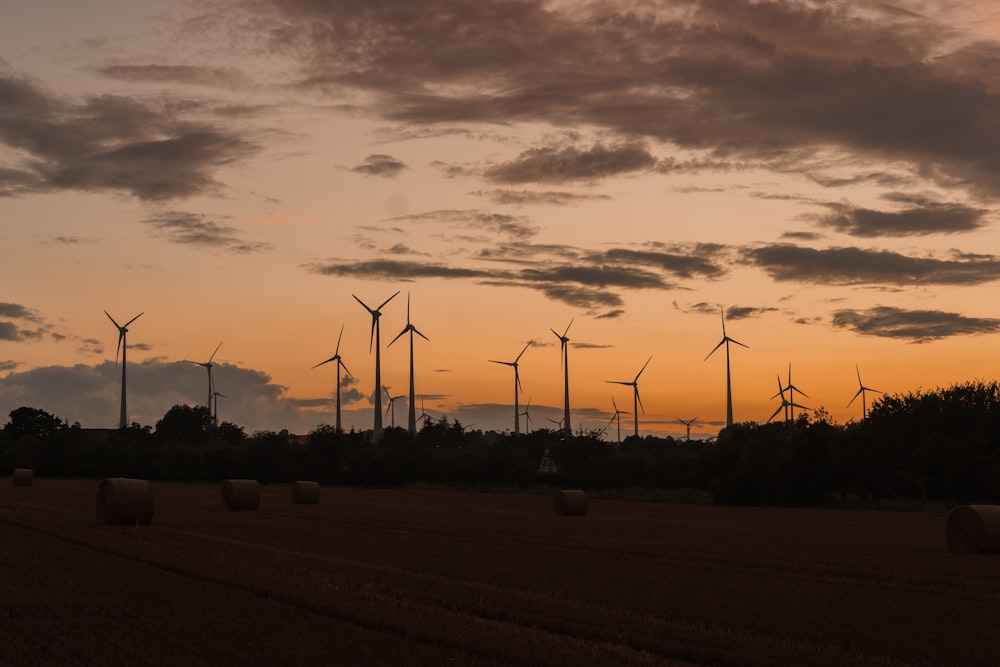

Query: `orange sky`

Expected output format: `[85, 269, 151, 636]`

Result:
[3, 0, 1000, 438]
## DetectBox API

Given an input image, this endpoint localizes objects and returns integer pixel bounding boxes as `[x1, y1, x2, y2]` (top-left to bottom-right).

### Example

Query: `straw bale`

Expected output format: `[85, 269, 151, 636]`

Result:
[946, 504, 1000, 554]
[12, 468, 33, 486]
[96, 478, 154, 525]
[222, 479, 260, 511]
[291, 480, 320, 504]
[554, 489, 588, 516]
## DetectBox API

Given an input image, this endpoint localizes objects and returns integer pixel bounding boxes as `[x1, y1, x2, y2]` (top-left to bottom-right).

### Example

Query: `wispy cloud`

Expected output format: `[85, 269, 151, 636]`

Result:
[831, 306, 1000, 342]
[470, 189, 611, 206]
[350, 154, 408, 178]
[811, 196, 989, 237]
[143, 211, 273, 252]
[484, 142, 657, 184]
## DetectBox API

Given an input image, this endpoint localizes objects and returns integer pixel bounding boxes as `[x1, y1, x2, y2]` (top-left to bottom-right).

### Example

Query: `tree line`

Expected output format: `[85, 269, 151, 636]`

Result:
[3, 379, 999, 507]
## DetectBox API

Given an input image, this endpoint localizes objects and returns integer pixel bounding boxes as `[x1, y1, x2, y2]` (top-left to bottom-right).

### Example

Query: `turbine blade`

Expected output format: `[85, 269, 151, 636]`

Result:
[124, 312, 144, 328]
[377, 291, 400, 311]
[635, 388, 645, 414]
[611, 396, 619, 412]
[406, 292, 411, 324]
[369, 319, 376, 353]
[855, 364, 863, 386]
[335, 323, 345, 356]
[353, 294, 375, 314]
[339, 359, 353, 378]
[412, 326, 429, 341]
[115, 331, 124, 364]
[514, 341, 530, 363]
[847, 387, 863, 407]
[312, 356, 337, 369]
[515, 367, 523, 394]
[488, 359, 511, 366]
[704, 339, 725, 361]
[766, 405, 783, 423]
[388, 327, 407, 347]
[208, 341, 223, 364]
[634, 355, 652, 381]
[729, 337, 749, 349]
[562, 318, 574, 337]
[104, 310, 122, 329]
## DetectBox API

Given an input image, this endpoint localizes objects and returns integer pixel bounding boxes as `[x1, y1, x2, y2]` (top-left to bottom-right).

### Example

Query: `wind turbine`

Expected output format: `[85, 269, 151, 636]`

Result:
[550, 319, 573, 436]
[312, 324, 353, 432]
[489, 341, 530, 436]
[211, 390, 226, 425]
[383, 386, 405, 430]
[190, 342, 222, 411]
[105, 310, 143, 429]
[676, 417, 699, 442]
[520, 397, 534, 433]
[608, 396, 629, 444]
[768, 374, 808, 424]
[354, 291, 399, 442]
[704, 307, 748, 428]
[388, 293, 429, 436]
[848, 365, 883, 420]
[606, 355, 652, 438]
[417, 396, 433, 429]
[784, 363, 809, 422]
[546, 416, 565, 431]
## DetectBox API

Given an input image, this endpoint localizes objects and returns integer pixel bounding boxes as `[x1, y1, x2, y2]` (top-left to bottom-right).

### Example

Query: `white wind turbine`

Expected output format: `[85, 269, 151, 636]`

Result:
[105, 310, 143, 429]
[489, 341, 530, 436]
[608, 396, 629, 444]
[354, 291, 399, 442]
[312, 324, 353, 433]
[606, 356, 652, 438]
[550, 319, 573, 436]
[705, 307, 748, 428]
[848, 365, 883, 420]
[189, 342, 222, 412]
[388, 293, 429, 436]
[676, 417, 699, 442]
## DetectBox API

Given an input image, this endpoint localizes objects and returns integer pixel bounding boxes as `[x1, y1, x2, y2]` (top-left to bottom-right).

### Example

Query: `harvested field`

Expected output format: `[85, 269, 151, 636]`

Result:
[1, 481, 999, 666]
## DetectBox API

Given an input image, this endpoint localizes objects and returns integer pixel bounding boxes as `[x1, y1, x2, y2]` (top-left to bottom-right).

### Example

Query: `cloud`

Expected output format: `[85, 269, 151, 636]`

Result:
[388, 209, 538, 241]
[218, 0, 1000, 199]
[0, 303, 40, 322]
[143, 211, 273, 252]
[831, 306, 1000, 342]
[99, 64, 252, 88]
[0, 322, 19, 341]
[350, 154, 408, 178]
[725, 306, 778, 320]
[0, 74, 258, 201]
[813, 198, 989, 237]
[470, 189, 611, 206]
[0, 360, 19, 373]
[484, 142, 657, 184]
[745, 244, 1000, 286]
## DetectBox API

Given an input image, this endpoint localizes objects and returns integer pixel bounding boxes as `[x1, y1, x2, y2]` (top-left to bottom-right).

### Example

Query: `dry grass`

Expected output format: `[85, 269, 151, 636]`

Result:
[3, 480, 1000, 666]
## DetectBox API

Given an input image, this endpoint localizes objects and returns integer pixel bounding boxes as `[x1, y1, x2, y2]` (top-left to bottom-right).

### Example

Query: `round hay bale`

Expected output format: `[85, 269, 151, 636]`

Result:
[946, 505, 1000, 554]
[96, 478, 154, 525]
[12, 468, 33, 486]
[291, 480, 320, 504]
[554, 489, 588, 516]
[222, 479, 260, 511]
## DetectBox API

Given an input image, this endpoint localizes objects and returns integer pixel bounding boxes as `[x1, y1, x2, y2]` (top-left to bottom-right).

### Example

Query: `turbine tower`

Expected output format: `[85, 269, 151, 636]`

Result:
[704, 307, 748, 428]
[676, 417, 699, 442]
[312, 324, 353, 433]
[606, 355, 652, 438]
[608, 396, 629, 444]
[550, 319, 573, 436]
[384, 386, 405, 430]
[354, 291, 399, 442]
[105, 310, 143, 429]
[489, 341, 530, 436]
[388, 293, 429, 436]
[848, 365, 883, 420]
[190, 342, 222, 411]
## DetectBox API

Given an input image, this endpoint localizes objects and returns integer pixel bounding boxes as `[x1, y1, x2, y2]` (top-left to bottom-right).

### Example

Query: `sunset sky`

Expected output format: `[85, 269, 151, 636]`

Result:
[3, 0, 1000, 439]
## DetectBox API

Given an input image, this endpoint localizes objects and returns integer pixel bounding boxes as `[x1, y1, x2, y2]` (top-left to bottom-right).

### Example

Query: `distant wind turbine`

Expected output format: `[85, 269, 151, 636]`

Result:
[768, 374, 808, 424]
[388, 293, 429, 436]
[417, 396, 433, 429]
[848, 365, 883, 420]
[189, 342, 222, 412]
[550, 319, 573, 436]
[608, 396, 630, 444]
[606, 355, 652, 438]
[784, 363, 809, 422]
[312, 324, 353, 433]
[489, 341, 530, 436]
[676, 417, 699, 442]
[105, 310, 143, 429]
[383, 386, 405, 430]
[704, 307, 748, 428]
[546, 416, 565, 431]
[354, 291, 399, 442]
[211, 390, 226, 426]
[520, 397, 534, 433]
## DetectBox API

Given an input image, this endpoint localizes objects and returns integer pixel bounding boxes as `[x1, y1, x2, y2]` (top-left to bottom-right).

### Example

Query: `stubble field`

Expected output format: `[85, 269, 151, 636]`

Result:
[1, 480, 998, 666]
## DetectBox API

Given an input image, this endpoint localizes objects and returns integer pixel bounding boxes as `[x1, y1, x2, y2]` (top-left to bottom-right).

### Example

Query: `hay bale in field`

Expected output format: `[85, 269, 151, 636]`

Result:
[946, 505, 1000, 554]
[554, 489, 588, 516]
[291, 480, 320, 504]
[222, 479, 260, 511]
[96, 478, 154, 525]
[12, 468, 33, 486]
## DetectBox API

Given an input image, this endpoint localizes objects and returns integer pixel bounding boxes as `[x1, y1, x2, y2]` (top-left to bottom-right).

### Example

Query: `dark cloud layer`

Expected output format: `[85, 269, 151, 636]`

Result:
[351, 154, 408, 178]
[470, 189, 611, 206]
[745, 244, 1000, 286]
[832, 306, 1000, 342]
[220, 0, 1000, 198]
[814, 199, 988, 237]
[143, 211, 273, 253]
[0, 74, 257, 200]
